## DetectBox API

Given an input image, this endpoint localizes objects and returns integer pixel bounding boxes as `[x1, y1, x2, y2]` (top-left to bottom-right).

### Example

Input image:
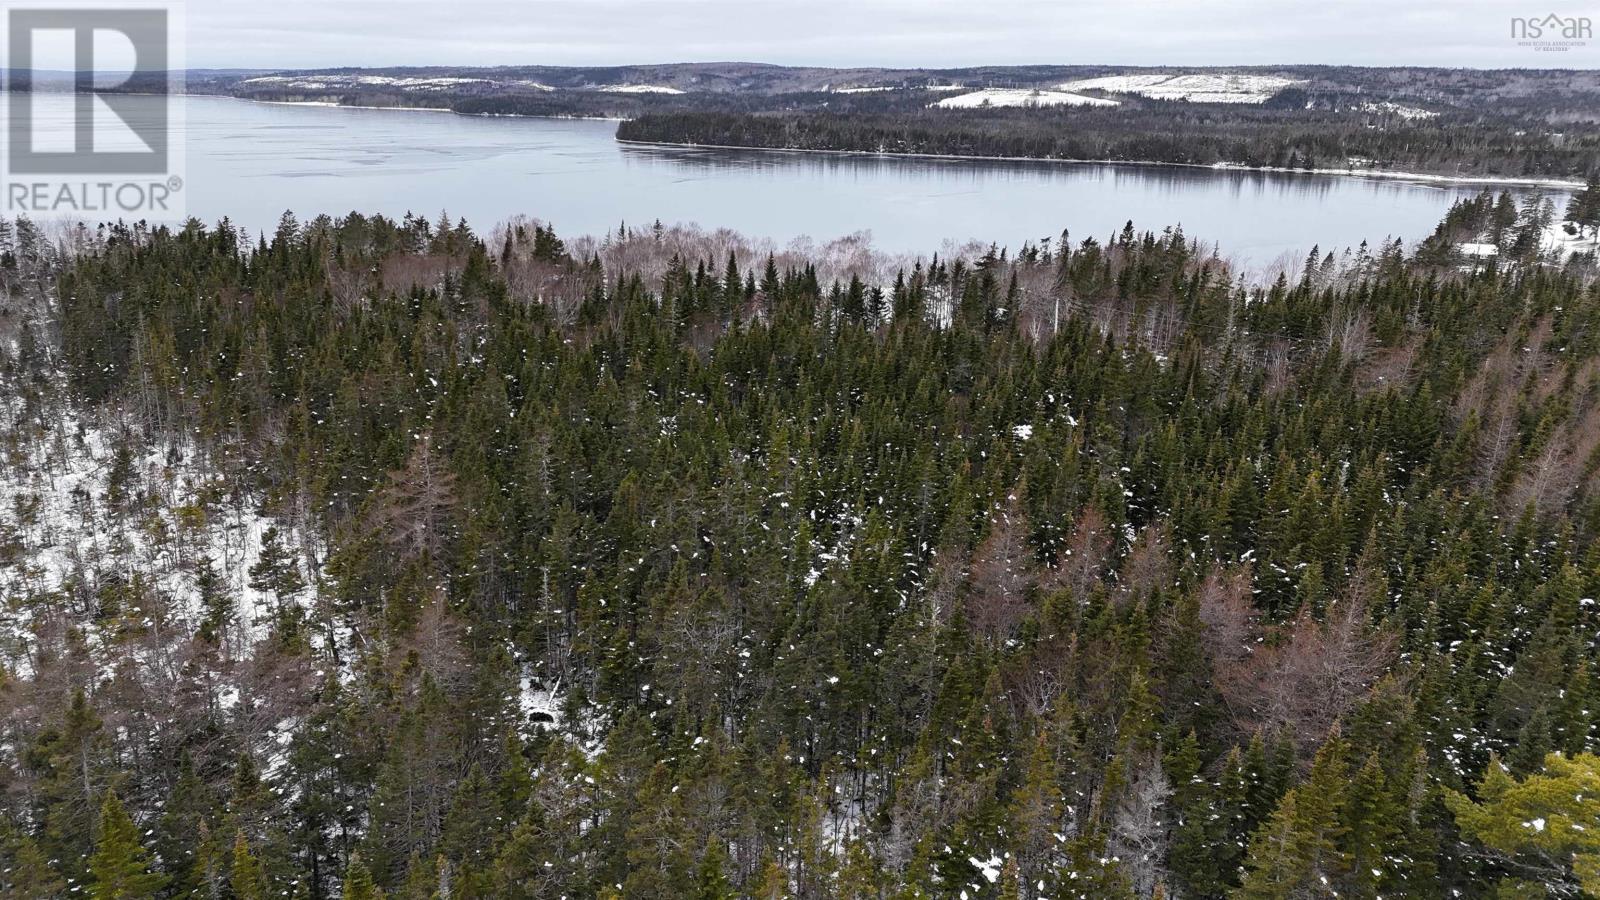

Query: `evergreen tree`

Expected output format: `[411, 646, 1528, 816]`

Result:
[231, 831, 269, 900]
[6, 836, 67, 899]
[695, 837, 736, 900]
[342, 854, 386, 900]
[1234, 733, 1349, 898]
[89, 792, 169, 900]
[1565, 174, 1600, 238]
[1446, 752, 1600, 895]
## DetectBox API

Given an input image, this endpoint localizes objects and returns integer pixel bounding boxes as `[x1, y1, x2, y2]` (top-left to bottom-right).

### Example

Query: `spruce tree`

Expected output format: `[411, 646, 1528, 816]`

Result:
[231, 831, 269, 900]
[342, 854, 386, 900]
[89, 792, 169, 900]
[6, 836, 67, 899]
[1234, 733, 1349, 898]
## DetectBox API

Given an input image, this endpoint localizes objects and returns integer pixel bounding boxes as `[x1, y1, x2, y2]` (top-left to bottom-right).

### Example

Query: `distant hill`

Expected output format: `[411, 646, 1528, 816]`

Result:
[184, 62, 1600, 122]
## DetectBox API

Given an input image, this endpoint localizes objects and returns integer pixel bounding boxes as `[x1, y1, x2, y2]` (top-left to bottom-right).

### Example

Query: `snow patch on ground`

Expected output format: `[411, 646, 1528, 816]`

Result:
[969, 854, 1004, 884]
[1455, 219, 1596, 262]
[1057, 73, 1299, 104]
[519, 671, 567, 729]
[0, 404, 322, 672]
[933, 88, 1119, 109]
[1545, 221, 1600, 258]
[519, 667, 606, 759]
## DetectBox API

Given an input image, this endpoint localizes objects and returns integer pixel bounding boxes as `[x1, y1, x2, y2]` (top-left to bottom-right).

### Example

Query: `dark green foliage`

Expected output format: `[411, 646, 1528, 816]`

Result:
[618, 106, 1600, 180]
[3, 206, 1600, 898]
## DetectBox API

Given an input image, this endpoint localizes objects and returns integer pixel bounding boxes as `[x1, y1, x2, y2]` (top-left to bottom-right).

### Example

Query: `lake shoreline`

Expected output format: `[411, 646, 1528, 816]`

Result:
[614, 137, 1586, 190]
[10, 91, 1516, 268]
[197, 93, 1583, 190]
[198, 93, 630, 123]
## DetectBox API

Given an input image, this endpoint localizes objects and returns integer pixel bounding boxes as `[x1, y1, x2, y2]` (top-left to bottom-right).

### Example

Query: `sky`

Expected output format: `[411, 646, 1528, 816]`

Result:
[175, 0, 1598, 70]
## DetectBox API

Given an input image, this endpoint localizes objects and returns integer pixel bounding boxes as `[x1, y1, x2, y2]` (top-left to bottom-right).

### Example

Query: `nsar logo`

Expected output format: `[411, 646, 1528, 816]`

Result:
[1511, 13, 1593, 51]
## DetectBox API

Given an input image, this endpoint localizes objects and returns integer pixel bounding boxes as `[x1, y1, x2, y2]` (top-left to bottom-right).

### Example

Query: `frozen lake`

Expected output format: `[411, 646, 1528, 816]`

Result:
[19, 93, 1567, 270]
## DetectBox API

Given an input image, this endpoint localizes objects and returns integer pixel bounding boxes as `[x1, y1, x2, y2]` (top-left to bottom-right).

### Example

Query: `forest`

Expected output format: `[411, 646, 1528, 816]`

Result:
[615, 106, 1600, 180]
[0, 194, 1598, 899]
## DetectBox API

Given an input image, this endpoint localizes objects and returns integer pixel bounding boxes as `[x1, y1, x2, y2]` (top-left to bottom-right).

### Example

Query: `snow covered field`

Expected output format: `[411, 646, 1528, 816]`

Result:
[932, 88, 1119, 109]
[597, 84, 686, 94]
[1057, 73, 1299, 104]
[1357, 100, 1438, 121]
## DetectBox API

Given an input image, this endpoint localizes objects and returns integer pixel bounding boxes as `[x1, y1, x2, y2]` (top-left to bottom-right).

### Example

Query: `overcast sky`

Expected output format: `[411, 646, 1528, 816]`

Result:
[182, 0, 1596, 70]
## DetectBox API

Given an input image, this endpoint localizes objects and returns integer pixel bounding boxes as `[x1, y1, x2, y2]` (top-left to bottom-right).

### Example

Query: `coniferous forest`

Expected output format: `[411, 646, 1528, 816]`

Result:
[2, 201, 1600, 899]
[613, 107, 1600, 181]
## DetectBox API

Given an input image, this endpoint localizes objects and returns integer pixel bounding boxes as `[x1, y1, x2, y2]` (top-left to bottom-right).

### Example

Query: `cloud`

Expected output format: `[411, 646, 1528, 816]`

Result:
[184, 0, 1597, 69]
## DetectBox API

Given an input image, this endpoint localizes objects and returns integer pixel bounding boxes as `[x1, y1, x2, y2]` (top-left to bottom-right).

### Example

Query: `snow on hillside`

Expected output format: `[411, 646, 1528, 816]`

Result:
[0, 404, 323, 674]
[1455, 221, 1598, 262]
[1057, 73, 1299, 104]
[1358, 100, 1438, 121]
[245, 75, 484, 91]
[933, 88, 1119, 109]
[598, 84, 686, 94]
[241, 74, 553, 92]
[834, 84, 965, 94]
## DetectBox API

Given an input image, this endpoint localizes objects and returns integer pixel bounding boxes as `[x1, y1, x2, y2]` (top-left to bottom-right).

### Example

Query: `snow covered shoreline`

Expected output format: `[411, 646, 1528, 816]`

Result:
[213, 94, 629, 122]
[1208, 161, 1582, 189]
[615, 138, 1585, 190]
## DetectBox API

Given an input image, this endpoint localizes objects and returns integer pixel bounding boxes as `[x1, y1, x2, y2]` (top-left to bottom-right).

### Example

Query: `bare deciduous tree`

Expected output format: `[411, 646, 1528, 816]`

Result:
[1041, 505, 1111, 602]
[1206, 573, 1396, 758]
[966, 492, 1035, 643]
[372, 434, 459, 564]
